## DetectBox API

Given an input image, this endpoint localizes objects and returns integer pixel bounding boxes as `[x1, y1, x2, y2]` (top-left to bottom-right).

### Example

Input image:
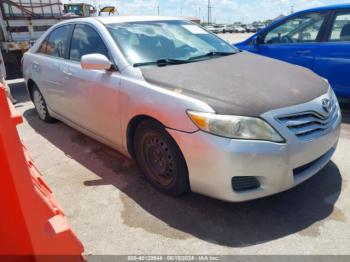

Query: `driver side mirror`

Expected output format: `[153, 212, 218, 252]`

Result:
[81, 54, 112, 71]
[251, 35, 263, 49]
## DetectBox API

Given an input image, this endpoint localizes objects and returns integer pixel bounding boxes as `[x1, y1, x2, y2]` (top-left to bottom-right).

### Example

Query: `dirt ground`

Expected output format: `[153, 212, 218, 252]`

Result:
[217, 33, 253, 44]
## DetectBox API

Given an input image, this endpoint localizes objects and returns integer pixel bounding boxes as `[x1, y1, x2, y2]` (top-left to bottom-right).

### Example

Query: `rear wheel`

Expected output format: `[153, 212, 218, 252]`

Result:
[32, 85, 56, 123]
[134, 119, 189, 196]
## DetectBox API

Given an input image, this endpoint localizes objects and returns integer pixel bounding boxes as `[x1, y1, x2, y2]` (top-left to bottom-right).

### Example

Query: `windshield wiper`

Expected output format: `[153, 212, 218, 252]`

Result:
[133, 58, 190, 67]
[187, 51, 237, 61]
[133, 52, 237, 67]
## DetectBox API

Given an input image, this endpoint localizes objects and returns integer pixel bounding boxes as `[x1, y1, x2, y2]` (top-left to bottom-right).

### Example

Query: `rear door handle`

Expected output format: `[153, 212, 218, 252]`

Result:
[33, 60, 40, 71]
[62, 70, 72, 77]
[296, 50, 311, 56]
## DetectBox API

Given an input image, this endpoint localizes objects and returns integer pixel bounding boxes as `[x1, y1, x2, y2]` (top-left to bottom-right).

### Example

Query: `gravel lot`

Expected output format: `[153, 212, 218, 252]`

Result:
[217, 33, 253, 44]
[9, 70, 350, 255]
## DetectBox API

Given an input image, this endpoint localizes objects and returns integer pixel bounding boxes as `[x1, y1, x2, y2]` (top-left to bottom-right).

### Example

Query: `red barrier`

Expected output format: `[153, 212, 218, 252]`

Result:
[0, 84, 84, 260]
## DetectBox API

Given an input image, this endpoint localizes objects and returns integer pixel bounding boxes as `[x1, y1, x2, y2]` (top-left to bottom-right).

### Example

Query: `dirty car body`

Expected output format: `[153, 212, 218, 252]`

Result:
[22, 16, 341, 202]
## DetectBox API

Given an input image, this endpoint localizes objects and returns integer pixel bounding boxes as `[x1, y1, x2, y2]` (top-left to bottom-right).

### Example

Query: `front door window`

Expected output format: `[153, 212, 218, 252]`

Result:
[264, 13, 327, 44]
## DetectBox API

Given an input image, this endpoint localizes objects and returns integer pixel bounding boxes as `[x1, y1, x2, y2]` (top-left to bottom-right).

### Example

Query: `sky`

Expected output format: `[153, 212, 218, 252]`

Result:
[65, 0, 348, 23]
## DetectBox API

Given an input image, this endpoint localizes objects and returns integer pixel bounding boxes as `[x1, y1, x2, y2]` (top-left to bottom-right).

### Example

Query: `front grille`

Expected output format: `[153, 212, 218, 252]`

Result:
[231, 176, 260, 192]
[277, 101, 338, 140]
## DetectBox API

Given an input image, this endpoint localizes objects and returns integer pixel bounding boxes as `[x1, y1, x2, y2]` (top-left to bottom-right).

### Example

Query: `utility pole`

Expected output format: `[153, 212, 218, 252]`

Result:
[157, 5, 160, 16]
[207, 0, 211, 25]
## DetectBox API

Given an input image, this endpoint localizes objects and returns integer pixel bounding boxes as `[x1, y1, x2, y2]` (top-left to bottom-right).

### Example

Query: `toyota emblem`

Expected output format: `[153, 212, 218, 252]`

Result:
[322, 98, 332, 114]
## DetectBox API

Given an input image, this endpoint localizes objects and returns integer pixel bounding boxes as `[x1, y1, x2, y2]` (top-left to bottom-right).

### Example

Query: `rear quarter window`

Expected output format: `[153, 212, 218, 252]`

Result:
[37, 37, 48, 54]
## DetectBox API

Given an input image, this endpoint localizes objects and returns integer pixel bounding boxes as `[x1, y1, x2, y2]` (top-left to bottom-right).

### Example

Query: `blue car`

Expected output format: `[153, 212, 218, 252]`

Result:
[236, 4, 350, 99]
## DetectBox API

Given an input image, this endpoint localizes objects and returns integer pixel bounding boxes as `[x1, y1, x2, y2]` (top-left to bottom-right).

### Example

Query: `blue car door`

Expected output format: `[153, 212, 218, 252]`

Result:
[313, 10, 350, 98]
[254, 12, 329, 69]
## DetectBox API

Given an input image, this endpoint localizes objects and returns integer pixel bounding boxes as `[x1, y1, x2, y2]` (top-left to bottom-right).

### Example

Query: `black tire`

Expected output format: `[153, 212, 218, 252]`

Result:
[134, 119, 189, 196]
[31, 85, 56, 123]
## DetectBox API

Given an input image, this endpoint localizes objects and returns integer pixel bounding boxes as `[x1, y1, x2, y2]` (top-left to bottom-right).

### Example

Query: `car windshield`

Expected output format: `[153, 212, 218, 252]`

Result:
[107, 20, 238, 67]
[66, 5, 83, 16]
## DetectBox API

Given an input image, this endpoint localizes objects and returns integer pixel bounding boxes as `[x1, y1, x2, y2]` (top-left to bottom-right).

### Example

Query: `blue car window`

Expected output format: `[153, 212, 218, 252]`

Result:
[329, 12, 350, 41]
[264, 13, 326, 44]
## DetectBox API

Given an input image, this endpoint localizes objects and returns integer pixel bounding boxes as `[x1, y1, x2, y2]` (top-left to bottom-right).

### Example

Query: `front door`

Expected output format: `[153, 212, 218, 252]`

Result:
[63, 24, 122, 146]
[33, 24, 74, 114]
[256, 12, 328, 69]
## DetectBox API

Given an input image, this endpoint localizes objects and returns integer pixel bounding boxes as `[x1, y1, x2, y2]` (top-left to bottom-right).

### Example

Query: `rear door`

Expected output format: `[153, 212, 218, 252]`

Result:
[0, 50, 6, 79]
[256, 12, 329, 69]
[313, 10, 350, 98]
[33, 24, 74, 113]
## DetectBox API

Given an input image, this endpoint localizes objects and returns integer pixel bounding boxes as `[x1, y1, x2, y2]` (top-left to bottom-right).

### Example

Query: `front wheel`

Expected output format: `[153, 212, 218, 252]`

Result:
[134, 119, 189, 196]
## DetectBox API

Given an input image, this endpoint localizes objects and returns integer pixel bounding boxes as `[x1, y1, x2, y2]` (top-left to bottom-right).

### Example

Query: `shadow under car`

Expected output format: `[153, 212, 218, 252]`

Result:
[23, 107, 343, 247]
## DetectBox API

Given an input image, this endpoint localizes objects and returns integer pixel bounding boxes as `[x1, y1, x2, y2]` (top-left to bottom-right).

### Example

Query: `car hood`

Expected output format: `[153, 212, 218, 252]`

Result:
[141, 51, 329, 116]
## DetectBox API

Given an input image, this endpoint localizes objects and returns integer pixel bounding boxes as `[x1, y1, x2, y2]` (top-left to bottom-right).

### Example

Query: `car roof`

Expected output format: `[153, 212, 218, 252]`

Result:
[262, 4, 350, 31]
[94, 15, 185, 24]
[55, 16, 186, 27]
[294, 3, 350, 14]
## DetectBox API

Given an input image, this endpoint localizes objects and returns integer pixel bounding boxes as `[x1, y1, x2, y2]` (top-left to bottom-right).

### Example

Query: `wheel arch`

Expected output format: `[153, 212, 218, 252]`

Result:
[26, 79, 37, 101]
[126, 115, 165, 158]
[128, 114, 191, 195]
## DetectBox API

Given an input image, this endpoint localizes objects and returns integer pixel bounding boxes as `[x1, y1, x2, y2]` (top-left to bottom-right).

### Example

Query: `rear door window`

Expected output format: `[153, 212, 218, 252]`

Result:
[46, 25, 73, 58]
[69, 24, 109, 62]
[329, 12, 350, 41]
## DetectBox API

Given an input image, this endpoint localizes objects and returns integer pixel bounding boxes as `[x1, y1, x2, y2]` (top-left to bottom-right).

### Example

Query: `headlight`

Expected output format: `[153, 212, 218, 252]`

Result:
[328, 86, 339, 108]
[187, 111, 285, 142]
[325, 80, 340, 112]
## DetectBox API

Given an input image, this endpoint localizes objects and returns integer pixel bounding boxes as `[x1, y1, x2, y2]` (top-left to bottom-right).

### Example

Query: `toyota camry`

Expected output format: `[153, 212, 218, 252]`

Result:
[22, 16, 341, 202]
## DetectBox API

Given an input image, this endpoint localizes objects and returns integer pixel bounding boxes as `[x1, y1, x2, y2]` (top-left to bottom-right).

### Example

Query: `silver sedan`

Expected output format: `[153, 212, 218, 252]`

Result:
[22, 16, 341, 202]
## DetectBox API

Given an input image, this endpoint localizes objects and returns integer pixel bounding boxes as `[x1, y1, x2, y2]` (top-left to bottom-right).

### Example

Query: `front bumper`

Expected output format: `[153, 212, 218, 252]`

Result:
[167, 93, 341, 202]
